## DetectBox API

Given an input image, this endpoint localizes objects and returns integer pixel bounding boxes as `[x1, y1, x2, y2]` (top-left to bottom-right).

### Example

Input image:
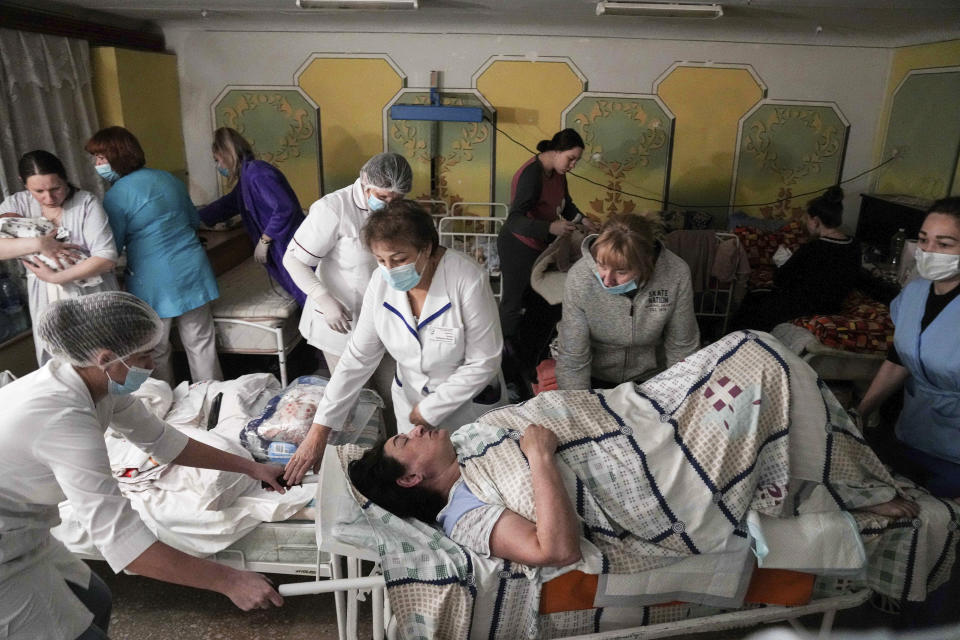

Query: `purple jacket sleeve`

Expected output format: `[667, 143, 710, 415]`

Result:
[198, 186, 241, 226]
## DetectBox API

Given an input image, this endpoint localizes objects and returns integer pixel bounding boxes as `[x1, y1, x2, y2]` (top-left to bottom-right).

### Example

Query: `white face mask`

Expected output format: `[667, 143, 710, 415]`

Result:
[914, 247, 960, 282]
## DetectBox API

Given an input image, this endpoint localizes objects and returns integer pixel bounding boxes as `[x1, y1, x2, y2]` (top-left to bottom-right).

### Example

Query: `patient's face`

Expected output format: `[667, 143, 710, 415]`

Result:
[386, 425, 454, 478]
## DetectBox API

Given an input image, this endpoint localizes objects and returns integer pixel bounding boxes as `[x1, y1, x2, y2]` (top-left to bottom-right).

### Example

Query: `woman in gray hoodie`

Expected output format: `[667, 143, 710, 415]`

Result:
[556, 214, 700, 389]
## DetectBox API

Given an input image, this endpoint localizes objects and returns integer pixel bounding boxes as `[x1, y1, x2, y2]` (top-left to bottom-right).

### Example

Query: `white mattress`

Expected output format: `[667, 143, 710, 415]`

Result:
[211, 257, 302, 353]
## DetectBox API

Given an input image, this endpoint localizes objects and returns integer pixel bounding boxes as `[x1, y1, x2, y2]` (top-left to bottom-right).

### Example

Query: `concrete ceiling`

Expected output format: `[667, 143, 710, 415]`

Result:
[18, 0, 960, 47]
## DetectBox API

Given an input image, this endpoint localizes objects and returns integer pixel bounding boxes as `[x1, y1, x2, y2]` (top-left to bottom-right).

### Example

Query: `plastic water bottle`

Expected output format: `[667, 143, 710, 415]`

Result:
[0, 273, 28, 340]
[267, 441, 297, 466]
[889, 228, 906, 266]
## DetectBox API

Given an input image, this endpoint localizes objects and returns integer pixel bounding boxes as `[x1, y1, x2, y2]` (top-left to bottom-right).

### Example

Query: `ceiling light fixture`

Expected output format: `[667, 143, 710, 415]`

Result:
[296, 0, 418, 9]
[596, 2, 723, 18]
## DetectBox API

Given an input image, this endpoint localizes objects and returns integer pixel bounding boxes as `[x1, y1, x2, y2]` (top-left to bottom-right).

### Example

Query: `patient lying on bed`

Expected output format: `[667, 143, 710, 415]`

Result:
[349, 330, 918, 569]
[350, 421, 916, 569]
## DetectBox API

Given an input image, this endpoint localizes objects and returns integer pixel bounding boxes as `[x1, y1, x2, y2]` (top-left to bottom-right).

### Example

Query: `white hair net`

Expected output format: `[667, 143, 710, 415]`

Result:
[35, 291, 164, 367]
[360, 152, 413, 195]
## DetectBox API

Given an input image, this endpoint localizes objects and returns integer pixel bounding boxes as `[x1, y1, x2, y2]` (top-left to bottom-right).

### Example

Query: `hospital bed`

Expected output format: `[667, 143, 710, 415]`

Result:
[280, 446, 872, 640]
[438, 215, 503, 300]
[415, 199, 449, 229]
[52, 373, 385, 639]
[278, 331, 958, 640]
[208, 257, 302, 387]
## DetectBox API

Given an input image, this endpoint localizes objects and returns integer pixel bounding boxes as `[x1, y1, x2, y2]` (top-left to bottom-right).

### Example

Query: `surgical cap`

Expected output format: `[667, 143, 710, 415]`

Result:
[35, 291, 164, 367]
[360, 153, 413, 195]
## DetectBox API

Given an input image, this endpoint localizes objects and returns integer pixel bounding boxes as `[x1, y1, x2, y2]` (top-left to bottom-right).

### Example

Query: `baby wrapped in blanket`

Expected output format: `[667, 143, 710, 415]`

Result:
[0, 215, 104, 289]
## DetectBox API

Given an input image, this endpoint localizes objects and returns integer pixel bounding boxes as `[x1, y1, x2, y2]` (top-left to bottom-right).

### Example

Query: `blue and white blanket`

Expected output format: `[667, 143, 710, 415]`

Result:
[336, 331, 959, 640]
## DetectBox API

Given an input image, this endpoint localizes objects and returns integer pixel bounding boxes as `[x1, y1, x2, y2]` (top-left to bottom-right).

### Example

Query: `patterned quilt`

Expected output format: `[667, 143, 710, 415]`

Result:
[336, 331, 959, 640]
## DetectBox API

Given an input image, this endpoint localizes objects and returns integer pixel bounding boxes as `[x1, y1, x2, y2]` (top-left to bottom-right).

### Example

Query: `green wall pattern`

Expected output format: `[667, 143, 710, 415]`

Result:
[876, 69, 960, 199]
[732, 102, 848, 219]
[386, 91, 495, 213]
[212, 87, 321, 206]
[563, 95, 674, 216]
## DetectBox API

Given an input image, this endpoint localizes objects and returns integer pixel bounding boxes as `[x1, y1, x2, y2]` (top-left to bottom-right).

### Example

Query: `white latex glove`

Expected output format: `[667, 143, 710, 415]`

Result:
[311, 291, 352, 334]
[254, 240, 270, 264]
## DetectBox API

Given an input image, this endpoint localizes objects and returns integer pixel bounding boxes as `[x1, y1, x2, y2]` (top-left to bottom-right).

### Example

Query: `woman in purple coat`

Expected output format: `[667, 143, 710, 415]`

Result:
[199, 127, 306, 305]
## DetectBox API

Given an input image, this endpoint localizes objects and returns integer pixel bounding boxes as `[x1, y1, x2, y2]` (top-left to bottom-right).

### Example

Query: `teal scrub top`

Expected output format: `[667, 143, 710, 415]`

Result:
[103, 168, 219, 318]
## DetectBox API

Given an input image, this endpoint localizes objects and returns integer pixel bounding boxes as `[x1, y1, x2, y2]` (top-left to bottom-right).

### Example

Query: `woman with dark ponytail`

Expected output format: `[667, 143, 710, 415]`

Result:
[732, 185, 861, 331]
[497, 128, 597, 375]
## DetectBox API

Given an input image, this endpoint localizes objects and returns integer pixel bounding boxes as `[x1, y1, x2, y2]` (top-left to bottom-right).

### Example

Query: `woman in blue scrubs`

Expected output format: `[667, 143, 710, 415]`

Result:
[858, 197, 960, 498]
[85, 127, 222, 385]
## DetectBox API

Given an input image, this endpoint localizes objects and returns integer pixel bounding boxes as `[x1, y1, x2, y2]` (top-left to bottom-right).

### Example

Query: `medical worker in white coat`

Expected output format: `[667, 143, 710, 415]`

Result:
[283, 152, 412, 433]
[284, 200, 505, 485]
[0, 292, 287, 640]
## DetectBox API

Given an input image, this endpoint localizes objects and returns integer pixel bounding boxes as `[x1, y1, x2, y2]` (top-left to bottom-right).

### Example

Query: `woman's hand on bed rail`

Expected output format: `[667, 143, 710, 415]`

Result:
[255, 463, 288, 493]
[225, 571, 284, 610]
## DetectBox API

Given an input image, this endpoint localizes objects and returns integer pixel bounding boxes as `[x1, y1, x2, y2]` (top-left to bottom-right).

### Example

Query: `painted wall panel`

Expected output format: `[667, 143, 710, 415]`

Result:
[732, 101, 849, 220]
[657, 66, 764, 223]
[475, 59, 584, 206]
[562, 94, 673, 218]
[876, 69, 960, 199]
[386, 91, 494, 214]
[213, 87, 321, 208]
[297, 56, 404, 195]
[165, 29, 893, 228]
[91, 47, 186, 180]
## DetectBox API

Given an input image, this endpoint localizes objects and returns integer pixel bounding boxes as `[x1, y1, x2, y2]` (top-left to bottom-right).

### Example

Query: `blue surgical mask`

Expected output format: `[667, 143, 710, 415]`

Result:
[379, 253, 423, 291]
[104, 358, 153, 396]
[367, 193, 386, 211]
[217, 166, 230, 178]
[95, 163, 121, 183]
[594, 272, 638, 295]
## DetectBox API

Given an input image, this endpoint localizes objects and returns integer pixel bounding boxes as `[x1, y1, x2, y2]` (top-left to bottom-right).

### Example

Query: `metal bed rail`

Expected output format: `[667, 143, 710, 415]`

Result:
[450, 201, 508, 218]
[438, 215, 504, 300]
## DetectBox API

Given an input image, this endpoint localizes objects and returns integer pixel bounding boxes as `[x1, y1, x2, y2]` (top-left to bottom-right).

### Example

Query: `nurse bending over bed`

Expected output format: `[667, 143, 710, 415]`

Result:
[284, 200, 505, 485]
[0, 292, 288, 640]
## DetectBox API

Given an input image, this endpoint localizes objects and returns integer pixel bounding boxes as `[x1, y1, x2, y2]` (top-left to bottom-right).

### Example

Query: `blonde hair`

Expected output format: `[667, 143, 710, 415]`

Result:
[211, 127, 254, 180]
[592, 213, 656, 282]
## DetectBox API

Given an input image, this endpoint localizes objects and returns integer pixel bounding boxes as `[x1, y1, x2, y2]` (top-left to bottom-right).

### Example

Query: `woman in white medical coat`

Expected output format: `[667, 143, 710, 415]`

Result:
[283, 152, 413, 433]
[0, 292, 287, 640]
[284, 200, 505, 484]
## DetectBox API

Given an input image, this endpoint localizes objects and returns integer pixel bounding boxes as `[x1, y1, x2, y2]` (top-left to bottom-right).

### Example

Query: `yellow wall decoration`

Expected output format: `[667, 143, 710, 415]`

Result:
[91, 47, 187, 182]
[296, 56, 404, 195]
[475, 58, 585, 207]
[656, 65, 765, 221]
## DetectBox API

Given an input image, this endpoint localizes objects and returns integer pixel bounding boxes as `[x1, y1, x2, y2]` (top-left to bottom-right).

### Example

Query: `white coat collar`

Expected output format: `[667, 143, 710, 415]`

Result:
[351, 178, 368, 211]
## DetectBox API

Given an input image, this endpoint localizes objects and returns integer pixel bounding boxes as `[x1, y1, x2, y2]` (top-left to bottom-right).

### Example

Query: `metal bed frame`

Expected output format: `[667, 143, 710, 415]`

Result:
[438, 215, 504, 301]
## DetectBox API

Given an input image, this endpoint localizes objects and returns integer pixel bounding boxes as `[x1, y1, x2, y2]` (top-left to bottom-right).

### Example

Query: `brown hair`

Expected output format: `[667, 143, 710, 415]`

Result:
[592, 213, 656, 282]
[212, 127, 254, 181]
[928, 197, 960, 224]
[84, 126, 145, 177]
[362, 199, 439, 255]
[806, 185, 844, 228]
